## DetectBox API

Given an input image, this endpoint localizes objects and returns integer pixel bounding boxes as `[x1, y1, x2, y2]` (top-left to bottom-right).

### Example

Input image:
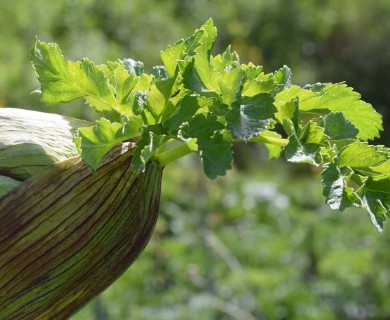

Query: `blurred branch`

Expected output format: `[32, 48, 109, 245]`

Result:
[94, 297, 108, 320]
[204, 231, 242, 273]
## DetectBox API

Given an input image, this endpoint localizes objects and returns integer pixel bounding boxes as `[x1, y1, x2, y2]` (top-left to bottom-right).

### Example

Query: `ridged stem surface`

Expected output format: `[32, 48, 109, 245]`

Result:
[0, 142, 163, 319]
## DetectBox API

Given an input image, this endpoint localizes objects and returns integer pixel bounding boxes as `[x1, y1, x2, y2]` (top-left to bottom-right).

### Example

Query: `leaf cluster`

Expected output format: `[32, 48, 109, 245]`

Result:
[30, 19, 389, 231]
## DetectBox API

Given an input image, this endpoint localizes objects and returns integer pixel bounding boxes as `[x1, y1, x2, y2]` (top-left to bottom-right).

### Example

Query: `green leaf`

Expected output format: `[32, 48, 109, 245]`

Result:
[160, 23, 205, 77]
[210, 46, 239, 73]
[338, 142, 389, 170]
[193, 18, 217, 90]
[321, 162, 361, 211]
[182, 60, 213, 93]
[275, 98, 299, 133]
[31, 40, 118, 113]
[241, 70, 277, 97]
[273, 65, 292, 93]
[362, 176, 390, 232]
[275, 83, 383, 140]
[131, 124, 167, 173]
[285, 122, 325, 166]
[181, 114, 224, 139]
[75, 116, 142, 169]
[216, 67, 244, 105]
[145, 77, 176, 124]
[197, 134, 233, 179]
[226, 94, 276, 141]
[285, 134, 321, 166]
[164, 95, 212, 132]
[104, 61, 138, 114]
[323, 111, 359, 140]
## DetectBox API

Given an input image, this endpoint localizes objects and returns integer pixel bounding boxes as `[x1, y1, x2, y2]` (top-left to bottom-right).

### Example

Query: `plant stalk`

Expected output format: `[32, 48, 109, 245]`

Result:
[156, 134, 289, 167]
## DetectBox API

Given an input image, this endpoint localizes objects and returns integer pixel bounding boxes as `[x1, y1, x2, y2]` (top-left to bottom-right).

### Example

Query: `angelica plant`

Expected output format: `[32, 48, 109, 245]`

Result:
[0, 19, 389, 319]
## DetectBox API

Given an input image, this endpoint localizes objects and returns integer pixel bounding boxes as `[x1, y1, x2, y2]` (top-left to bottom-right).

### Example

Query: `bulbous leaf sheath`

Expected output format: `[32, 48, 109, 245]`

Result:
[0, 142, 163, 319]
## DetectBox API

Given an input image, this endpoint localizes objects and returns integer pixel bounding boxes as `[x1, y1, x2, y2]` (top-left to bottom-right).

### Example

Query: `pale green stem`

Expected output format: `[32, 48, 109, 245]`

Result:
[157, 142, 194, 167]
[156, 134, 288, 167]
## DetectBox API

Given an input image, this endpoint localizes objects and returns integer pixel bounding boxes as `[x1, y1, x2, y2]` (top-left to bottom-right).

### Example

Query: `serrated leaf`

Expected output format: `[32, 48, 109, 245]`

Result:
[323, 111, 359, 140]
[31, 40, 118, 113]
[160, 25, 205, 78]
[226, 93, 276, 141]
[145, 77, 176, 124]
[105, 61, 138, 112]
[285, 122, 325, 166]
[210, 46, 239, 73]
[75, 116, 142, 170]
[361, 177, 390, 232]
[131, 124, 167, 173]
[275, 83, 383, 140]
[128, 74, 154, 122]
[197, 134, 233, 179]
[216, 67, 245, 105]
[321, 162, 361, 211]
[275, 98, 299, 133]
[338, 142, 389, 170]
[367, 160, 390, 176]
[193, 18, 217, 90]
[164, 95, 212, 132]
[182, 60, 213, 93]
[273, 65, 292, 93]
[182, 114, 224, 139]
[285, 134, 322, 165]
[300, 121, 326, 145]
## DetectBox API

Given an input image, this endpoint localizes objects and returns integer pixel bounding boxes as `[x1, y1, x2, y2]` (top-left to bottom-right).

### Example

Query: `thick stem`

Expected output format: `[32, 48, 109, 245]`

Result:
[157, 142, 194, 167]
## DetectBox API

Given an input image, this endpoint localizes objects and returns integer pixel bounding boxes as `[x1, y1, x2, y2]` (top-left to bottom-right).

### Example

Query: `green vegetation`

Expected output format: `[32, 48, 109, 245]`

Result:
[30, 20, 389, 231]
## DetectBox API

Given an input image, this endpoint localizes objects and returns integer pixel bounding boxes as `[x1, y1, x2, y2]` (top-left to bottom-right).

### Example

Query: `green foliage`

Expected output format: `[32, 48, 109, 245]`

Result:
[30, 20, 389, 232]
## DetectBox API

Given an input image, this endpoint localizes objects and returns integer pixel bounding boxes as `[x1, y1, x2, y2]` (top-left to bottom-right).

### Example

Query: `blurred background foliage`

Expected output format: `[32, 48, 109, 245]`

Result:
[1, 0, 390, 319]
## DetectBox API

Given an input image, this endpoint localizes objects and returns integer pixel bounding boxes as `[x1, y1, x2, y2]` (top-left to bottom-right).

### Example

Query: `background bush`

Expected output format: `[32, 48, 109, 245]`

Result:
[1, 1, 390, 319]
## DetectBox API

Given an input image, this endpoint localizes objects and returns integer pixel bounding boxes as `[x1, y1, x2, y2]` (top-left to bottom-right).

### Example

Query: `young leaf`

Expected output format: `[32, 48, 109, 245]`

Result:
[338, 142, 389, 170]
[163, 95, 212, 132]
[362, 176, 390, 232]
[275, 98, 299, 133]
[29, 20, 390, 231]
[145, 77, 176, 124]
[197, 134, 233, 179]
[131, 124, 167, 173]
[31, 40, 118, 113]
[192, 18, 217, 90]
[284, 122, 325, 166]
[226, 93, 276, 141]
[321, 162, 361, 211]
[323, 111, 359, 140]
[210, 46, 239, 73]
[273, 65, 292, 93]
[215, 67, 244, 105]
[181, 114, 224, 138]
[160, 24, 205, 77]
[75, 116, 142, 169]
[275, 83, 383, 140]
